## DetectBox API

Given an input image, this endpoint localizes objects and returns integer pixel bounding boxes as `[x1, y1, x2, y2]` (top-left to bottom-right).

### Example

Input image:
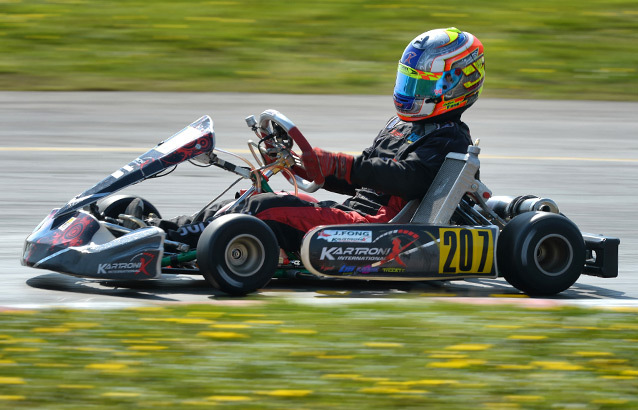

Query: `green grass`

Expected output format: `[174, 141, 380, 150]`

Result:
[0, 0, 637, 99]
[1, 300, 637, 409]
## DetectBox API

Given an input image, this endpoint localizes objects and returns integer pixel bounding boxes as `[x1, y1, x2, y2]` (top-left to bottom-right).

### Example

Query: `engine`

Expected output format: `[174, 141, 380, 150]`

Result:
[484, 195, 559, 221]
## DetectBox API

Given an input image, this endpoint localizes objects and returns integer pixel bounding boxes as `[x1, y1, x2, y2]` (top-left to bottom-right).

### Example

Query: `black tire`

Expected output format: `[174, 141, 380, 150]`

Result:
[497, 212, 585, 296]
[197, 214, 278, 295]
[97, 195, 161, 219]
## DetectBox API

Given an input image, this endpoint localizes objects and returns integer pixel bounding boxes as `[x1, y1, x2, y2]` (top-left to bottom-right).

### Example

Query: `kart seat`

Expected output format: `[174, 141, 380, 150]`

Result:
[407, 144, 484, 225]
[389, 199, 420, 223]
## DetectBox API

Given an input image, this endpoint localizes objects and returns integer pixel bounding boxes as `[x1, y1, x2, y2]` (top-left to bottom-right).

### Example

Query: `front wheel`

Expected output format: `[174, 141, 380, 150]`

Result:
[197, 214, 279, 295]
[497, 212, 585, 296]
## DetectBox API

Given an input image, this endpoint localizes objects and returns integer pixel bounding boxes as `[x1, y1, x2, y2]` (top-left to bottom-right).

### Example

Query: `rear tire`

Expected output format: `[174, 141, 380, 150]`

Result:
[197, 214, 278, 295]
[497, 212, 585, 296]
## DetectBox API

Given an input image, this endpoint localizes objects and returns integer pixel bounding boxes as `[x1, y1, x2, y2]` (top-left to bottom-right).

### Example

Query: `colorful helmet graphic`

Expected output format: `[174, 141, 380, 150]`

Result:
[393, 27, 485, 121]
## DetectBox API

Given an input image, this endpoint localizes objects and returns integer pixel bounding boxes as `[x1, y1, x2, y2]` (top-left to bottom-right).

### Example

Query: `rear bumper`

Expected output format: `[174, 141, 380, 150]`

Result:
[582, 233, 620, 278]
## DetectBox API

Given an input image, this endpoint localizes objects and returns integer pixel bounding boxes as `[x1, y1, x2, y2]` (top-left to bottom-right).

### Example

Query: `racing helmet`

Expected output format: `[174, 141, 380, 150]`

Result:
[393, 27, 485, 121]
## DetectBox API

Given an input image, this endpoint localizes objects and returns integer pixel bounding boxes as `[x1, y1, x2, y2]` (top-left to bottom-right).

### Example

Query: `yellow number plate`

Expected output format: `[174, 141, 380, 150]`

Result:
[438, 228, 495, 275]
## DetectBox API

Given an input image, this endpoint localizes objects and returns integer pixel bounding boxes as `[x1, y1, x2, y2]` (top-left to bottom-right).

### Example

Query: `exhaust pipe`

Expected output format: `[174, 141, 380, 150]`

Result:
[485, 195, 559, 220]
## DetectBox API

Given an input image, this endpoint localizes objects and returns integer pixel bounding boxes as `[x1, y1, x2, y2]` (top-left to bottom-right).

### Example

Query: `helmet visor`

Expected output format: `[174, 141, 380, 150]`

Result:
[394, 63, 464, 100]
[394, 64, 440, 100]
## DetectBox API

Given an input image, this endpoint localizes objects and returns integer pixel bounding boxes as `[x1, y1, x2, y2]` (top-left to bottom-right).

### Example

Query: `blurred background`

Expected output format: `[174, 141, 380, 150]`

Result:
[1, 0, 637, 100]
[1, 4, 638, 408]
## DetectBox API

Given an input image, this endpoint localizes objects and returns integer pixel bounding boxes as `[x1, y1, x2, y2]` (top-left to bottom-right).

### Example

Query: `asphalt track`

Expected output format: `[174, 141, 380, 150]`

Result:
[1, 92, 637, 309]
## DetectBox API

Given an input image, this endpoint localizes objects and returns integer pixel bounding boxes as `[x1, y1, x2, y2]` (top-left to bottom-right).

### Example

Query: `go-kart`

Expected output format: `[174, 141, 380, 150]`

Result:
[21, 110, 620, 296]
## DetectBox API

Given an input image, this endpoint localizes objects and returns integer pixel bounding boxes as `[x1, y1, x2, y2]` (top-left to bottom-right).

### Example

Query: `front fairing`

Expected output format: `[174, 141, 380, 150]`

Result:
[22, 209, 165, 280]
[55, 116, 215, 221]
[21, 116, 217, 280]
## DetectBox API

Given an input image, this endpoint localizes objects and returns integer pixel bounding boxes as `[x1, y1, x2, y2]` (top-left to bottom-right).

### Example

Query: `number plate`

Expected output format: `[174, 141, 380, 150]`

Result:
[439, 228, 495, 275]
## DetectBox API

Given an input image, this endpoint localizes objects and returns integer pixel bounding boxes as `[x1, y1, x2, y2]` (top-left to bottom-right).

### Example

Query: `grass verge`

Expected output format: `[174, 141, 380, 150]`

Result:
[0, 300, 637, 409]
[0, 0, 636, 100]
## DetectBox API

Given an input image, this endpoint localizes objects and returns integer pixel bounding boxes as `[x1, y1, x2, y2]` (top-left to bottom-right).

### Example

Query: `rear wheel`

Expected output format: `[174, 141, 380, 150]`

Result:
[197, 214, 278, 295]
[497, 212, 585, 296]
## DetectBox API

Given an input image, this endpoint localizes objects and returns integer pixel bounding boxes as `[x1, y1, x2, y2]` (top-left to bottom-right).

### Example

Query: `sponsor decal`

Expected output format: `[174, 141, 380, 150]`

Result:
[133, 157, 155, 169]
[317, 230, 372, 243]
[97, 252, 156, 276]
[368, 229, 422, 268]
[176, 222, 209, 237]
[338, 265, 380, 275]
[110, 158, 154, 179]
[442, 96, 466, 110]
[58, 217, 77, 232]
[406, 132, 423, 143]
[319, 246, 391, 261]
[402, 51, 418, 65]
[381, 267, 406, 273]
[371, 237, 418, 268]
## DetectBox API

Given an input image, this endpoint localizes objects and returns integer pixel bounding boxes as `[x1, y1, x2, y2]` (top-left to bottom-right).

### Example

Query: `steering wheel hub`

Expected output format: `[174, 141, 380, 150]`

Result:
[256, 109, 323, 192]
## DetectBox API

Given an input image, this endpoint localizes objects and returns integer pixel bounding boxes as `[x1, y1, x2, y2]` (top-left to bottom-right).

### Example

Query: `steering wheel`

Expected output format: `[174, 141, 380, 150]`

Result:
[257, 109, 322, 193]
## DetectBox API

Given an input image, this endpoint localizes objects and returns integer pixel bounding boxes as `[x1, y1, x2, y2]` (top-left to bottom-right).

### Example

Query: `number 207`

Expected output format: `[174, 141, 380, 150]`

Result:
[439, 228, 494, 274]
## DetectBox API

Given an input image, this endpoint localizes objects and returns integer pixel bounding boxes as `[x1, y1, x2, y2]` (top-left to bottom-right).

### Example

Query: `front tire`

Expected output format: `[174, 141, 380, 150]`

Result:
[197, 214, 278, 295]
[497, 212, 585, 296]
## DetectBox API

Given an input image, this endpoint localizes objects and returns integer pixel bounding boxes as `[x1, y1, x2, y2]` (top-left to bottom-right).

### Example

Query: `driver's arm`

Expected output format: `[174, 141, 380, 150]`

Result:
[301, 143, 374, 191]
[322, 176, 358, 196]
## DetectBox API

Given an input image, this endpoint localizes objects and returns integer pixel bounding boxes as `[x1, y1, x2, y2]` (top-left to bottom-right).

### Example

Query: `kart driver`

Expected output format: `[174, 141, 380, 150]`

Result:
[159, 27, 485, 252]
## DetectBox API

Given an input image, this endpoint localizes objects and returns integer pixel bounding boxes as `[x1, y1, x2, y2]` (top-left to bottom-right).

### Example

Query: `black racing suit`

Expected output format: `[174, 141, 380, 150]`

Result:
[166, 115, 473, 251]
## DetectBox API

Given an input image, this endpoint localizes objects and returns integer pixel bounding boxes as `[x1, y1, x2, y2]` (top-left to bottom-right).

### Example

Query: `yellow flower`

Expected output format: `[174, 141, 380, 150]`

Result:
[86, 363, 128, 371]
[205, 395, 252, 401]
[278, 329, 317, 335]
[0, 377, 25, 384]
[197, 331, 248, 339]
[507, 335, 547, 341]
[445, 343, 493, 351]
[364, 342, 403, 348]
[574, 351, 614, 357]
[101, 392, 141, 397]
[0, 395, 25, 401]
[530, 361, 583, 371]
[127, 345, 168, 351]
[428, 359, 486, 368]
[210, 324, 251, 329]
[257, 390, 312, 397]
[31, 327, 70, 333]
[321, 374, 361, 380]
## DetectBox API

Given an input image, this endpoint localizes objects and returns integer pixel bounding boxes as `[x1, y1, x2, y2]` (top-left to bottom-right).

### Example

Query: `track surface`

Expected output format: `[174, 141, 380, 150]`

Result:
[1, 92, 637, 308]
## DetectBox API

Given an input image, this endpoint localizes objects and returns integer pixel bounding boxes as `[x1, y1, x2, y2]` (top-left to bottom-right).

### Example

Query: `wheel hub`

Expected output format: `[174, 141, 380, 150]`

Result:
[224, 234, 265, 277]
[230, 246, 245, 262]
[534, 234, 573, 277]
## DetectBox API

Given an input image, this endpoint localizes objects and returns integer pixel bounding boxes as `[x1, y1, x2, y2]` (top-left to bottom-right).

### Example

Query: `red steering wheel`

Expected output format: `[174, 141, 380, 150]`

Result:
[257, 109, 323, 192]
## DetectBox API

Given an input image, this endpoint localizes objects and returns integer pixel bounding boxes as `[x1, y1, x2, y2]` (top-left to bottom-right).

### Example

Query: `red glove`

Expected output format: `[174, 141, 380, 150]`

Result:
[302, 148, 354, 185]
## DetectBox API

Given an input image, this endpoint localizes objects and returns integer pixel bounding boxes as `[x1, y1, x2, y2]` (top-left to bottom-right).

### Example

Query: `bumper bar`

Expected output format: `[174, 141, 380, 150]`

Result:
[582, 233, 620, 278]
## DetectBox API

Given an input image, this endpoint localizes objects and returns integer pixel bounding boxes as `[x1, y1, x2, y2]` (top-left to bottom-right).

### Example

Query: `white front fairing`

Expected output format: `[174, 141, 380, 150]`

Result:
[55, 116, 215, 219]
